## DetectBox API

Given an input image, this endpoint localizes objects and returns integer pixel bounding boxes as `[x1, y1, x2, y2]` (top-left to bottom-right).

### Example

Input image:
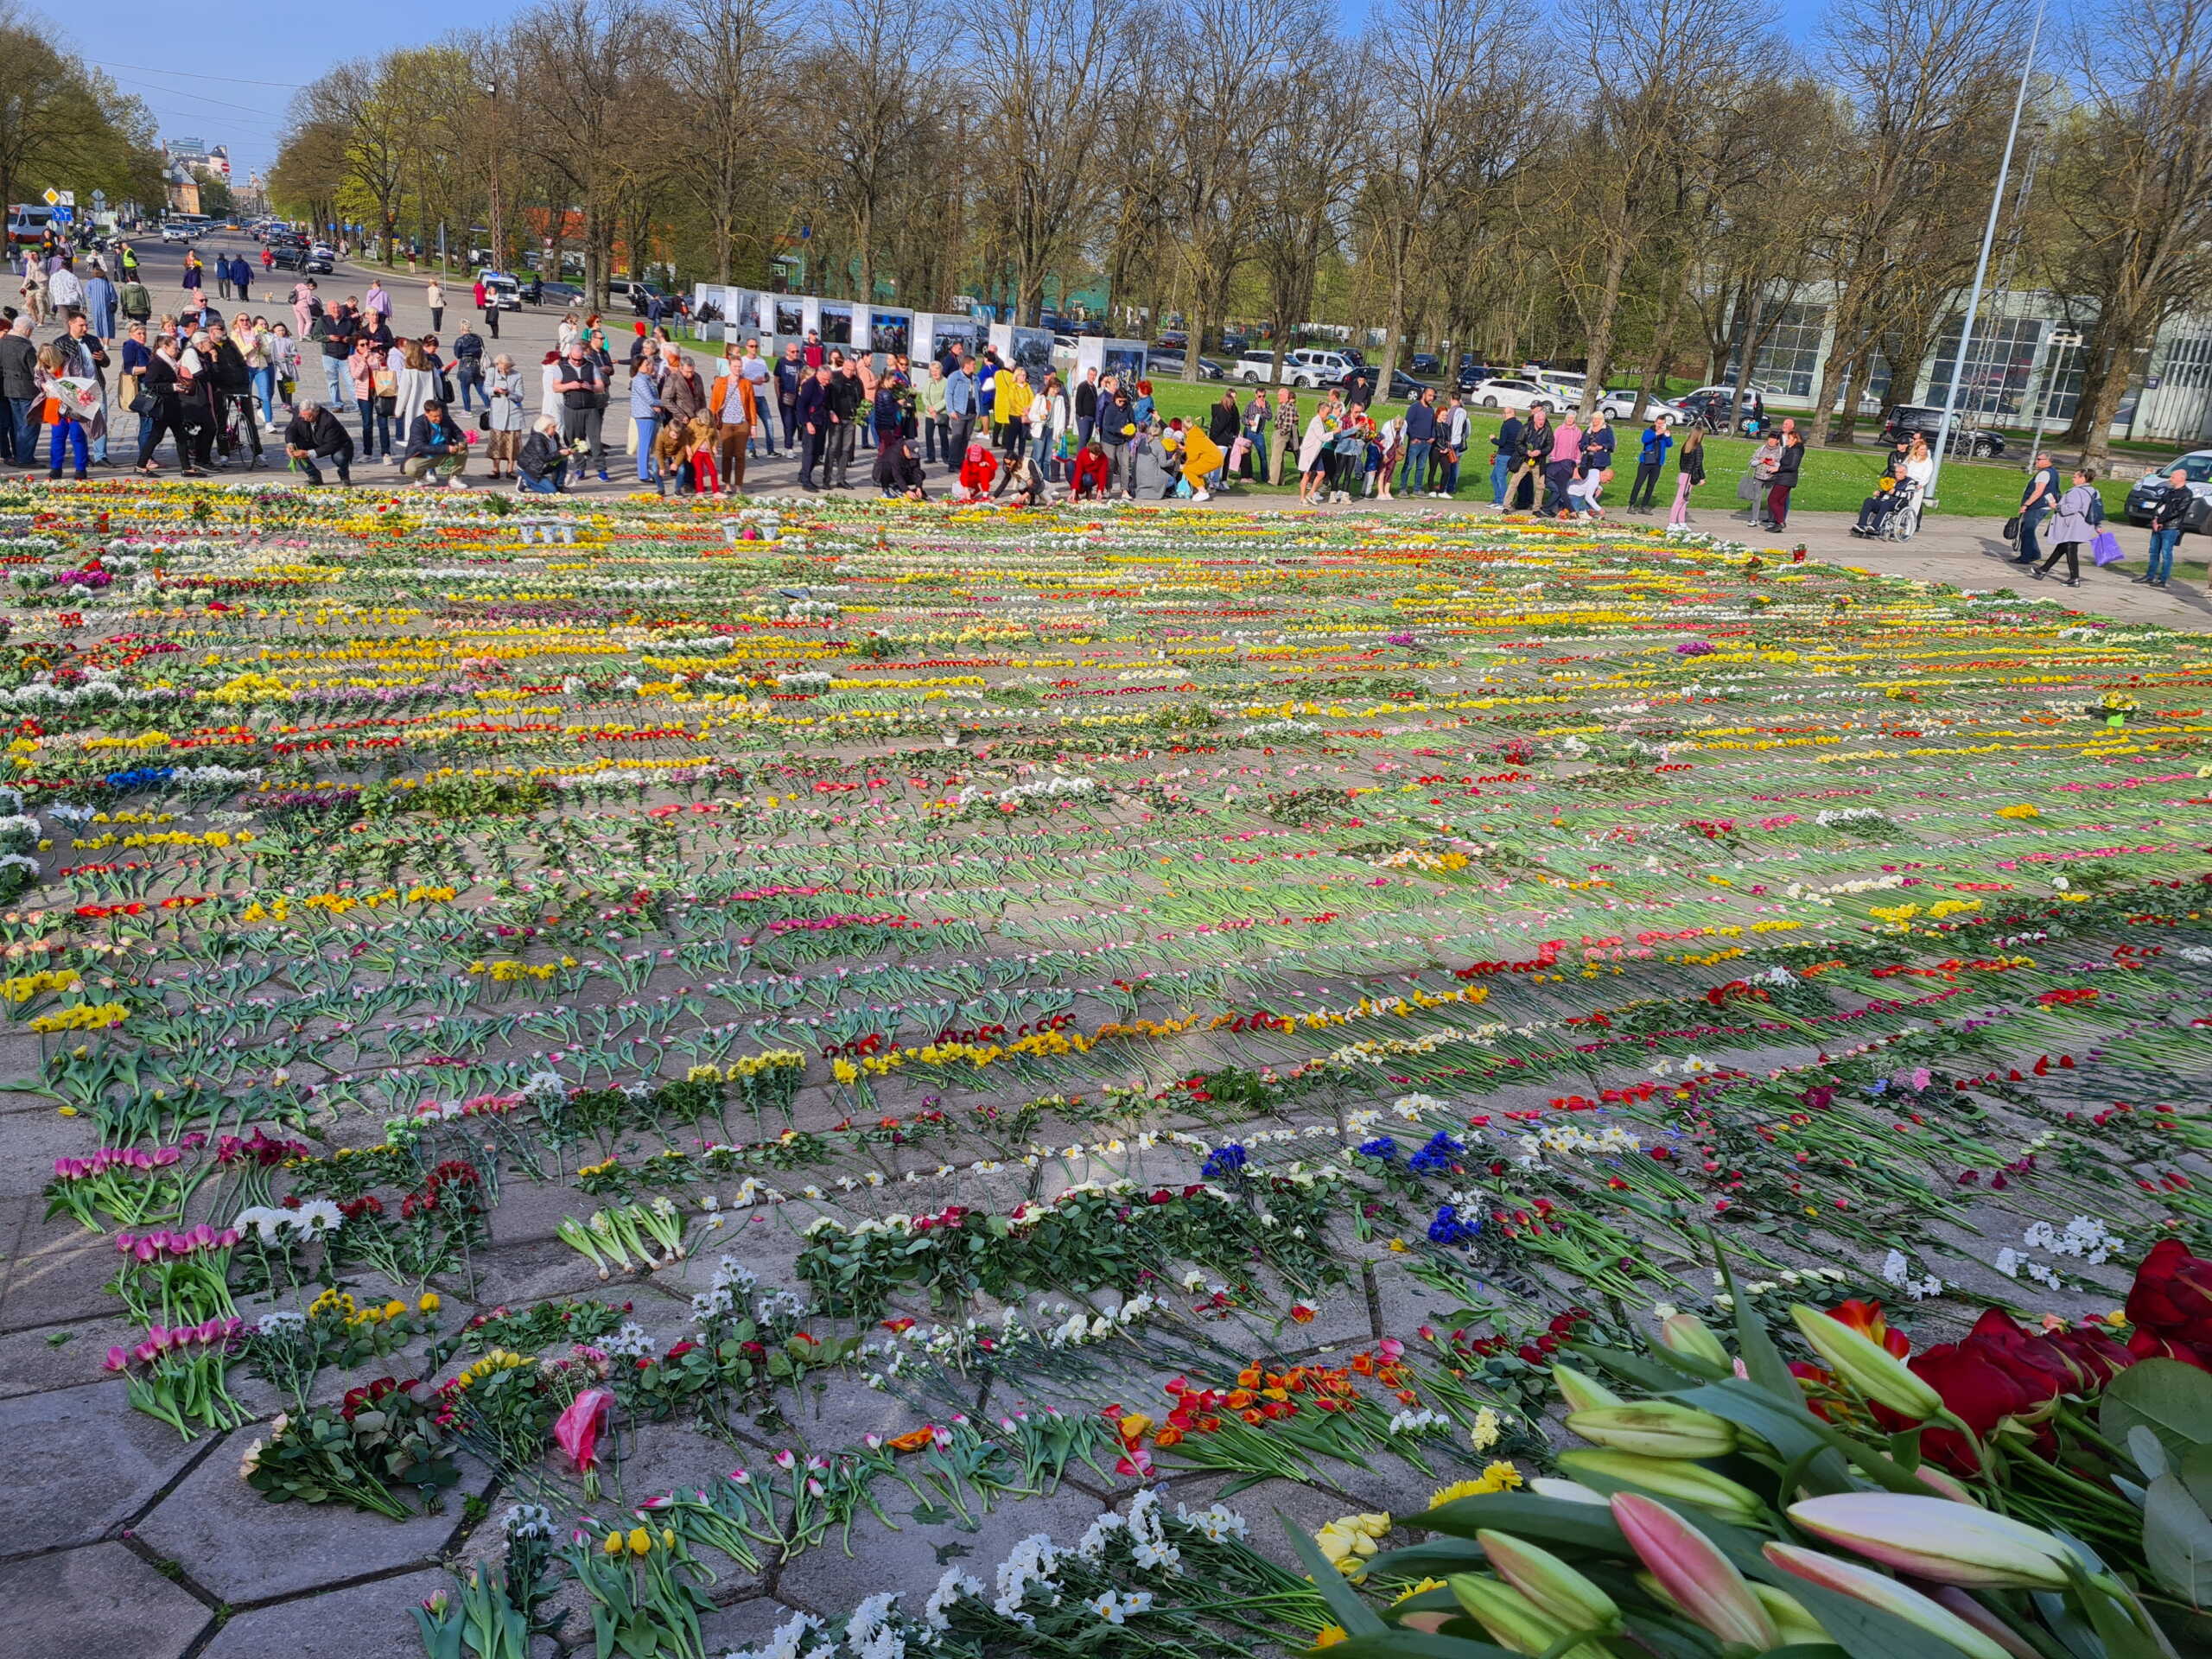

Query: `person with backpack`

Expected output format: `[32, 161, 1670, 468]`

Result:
[2033, 467, 2103, 588]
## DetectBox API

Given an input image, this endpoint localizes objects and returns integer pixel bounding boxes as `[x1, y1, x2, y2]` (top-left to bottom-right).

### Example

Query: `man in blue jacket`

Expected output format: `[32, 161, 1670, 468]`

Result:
[1489, 412, 1524, 507]
[944, 356, 978, 471]
[1401, 386, 1437, 496]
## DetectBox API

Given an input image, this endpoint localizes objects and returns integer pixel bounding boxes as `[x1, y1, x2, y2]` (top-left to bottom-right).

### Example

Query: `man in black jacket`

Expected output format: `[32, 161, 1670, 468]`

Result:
[795, 364, 832, 490]
[824, 362, 863, 488]
[451, 325, 486, 410]
[1097, 387, 1135, 499]
[317, 302, 358, 412]
[1073, 368, 1098, 449]
[0, 316, 33, 465]
[1489, 412, 1523, 506]
[205, 323, 263, 467]
[283, 400, 354, 485]
[2139, 467, 2196, 588]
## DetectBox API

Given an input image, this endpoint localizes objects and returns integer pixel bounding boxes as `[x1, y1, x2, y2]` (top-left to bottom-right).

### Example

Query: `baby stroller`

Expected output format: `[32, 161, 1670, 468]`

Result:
[1878, 475, 1923, 542]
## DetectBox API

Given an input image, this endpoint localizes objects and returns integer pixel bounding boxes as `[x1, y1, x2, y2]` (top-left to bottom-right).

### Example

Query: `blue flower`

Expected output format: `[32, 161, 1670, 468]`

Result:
[1408, 1130, 1465, 1176]
[1356, 1135, 1399, 1161]
[1427, 1203, 1481, 1247]
[1200, 1144, 1249, 1180]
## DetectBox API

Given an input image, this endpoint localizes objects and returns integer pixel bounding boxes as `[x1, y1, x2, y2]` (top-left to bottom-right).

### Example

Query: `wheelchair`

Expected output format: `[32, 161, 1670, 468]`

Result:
[1880, 476, 1923, 542]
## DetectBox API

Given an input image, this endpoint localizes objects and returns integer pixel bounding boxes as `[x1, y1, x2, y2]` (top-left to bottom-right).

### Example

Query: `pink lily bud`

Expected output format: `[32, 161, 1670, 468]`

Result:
[1764, 1543, 2010, 1659]
[1610, 1492, 1777, 1651]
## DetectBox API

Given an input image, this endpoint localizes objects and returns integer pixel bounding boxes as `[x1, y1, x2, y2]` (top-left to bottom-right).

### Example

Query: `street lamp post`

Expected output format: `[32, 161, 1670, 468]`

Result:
[482, 80, 505, 273]
[2023, 325, 2082, 470]
[1926, 0, 2047, 507]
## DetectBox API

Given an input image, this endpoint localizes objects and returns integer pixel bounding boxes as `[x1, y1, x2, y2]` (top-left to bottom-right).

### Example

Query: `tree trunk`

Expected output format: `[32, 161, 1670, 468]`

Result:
[1578, 239, 1630, 424]
[2073, 335, 2136, 467]
[1637, 272, 1683, 407]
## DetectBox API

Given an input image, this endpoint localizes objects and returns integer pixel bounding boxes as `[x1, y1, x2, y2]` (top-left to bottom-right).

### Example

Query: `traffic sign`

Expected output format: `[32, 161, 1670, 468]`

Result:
[56, 191, 73, 207]
[91, 190, 105, 206]
[40, 188, 57, 207]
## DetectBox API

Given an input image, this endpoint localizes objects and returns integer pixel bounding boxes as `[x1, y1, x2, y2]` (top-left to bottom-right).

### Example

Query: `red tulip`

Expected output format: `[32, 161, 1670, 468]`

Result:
[1826, 1299, 1910, 1358]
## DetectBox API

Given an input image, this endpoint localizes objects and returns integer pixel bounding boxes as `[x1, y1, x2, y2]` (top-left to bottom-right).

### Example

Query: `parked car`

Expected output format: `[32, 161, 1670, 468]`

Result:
[1467, 375, 1567, 413]
[1408, 353, 1443, 377]
[1455, 361, 1499, 392]
[271, 239, 334, 273]
[1342, 365, 1430, 403]
[2123, 450, 2212, 531]
[1881, 404, 2008, 458]
[1598, 386, 1692, 423]
[1150, 334, 1188, 355]
[531, 279, 583, 306]
[1675, 387, 1769, 432]
[1274, 347, 1359, 388]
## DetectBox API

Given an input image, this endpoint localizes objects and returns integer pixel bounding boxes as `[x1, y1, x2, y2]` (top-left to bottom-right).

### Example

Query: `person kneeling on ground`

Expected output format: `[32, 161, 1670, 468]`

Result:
[995, 454, 1048, 506]
[517, 415, 567, 494]
[1851, 475, 1902, 537]
[1565, 466, 1611, 521]
[1069, 438, 1110, 501]
[956, 439, 998, 502]
[1176, 417, 1230, 504]
[402, 398, 468, 487]
[875, 433, 928, 500]
[283, 399, 354, 486]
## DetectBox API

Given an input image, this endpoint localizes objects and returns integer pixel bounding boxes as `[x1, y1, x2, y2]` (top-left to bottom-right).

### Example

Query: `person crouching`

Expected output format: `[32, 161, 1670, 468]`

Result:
[284, 399, 354, 485]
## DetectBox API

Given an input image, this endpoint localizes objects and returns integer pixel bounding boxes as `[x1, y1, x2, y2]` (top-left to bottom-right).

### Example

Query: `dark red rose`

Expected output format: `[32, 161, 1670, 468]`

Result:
[2126, 1239, 2212, 1353]
[2044, 1324, 2137, 1388]
[2126, 1328, 2212, 1371]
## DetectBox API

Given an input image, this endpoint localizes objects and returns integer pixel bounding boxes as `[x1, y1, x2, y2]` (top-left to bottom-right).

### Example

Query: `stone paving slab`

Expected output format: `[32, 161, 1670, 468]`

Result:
[194, 1566, 448, 1659]
[0, 1542, 212, 1657]
[130, 1436, 486, 1605]
[3, 1384, 213, 1554]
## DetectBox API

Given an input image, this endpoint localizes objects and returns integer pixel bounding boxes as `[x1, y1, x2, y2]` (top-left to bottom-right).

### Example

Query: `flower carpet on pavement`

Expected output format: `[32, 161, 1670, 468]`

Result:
[4, 481, 2209, 1659]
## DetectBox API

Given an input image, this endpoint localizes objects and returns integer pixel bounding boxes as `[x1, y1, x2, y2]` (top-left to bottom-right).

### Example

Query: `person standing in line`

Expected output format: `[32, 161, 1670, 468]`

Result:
[317, 298, 358, 413]
[132, 333, 193, 474]
[1543, 411, 1582, 516]
[1433, 394, 1469, 496]
[214, 252, 233, 302]
[425, 277, 444, 334]
[2033, 467, 2102, 587]
[553, 340, 606, 477]
[1667, 428, 1706, 527]
[118, 270, 152, 334]
[943, 354, 976, 474]
[1400, 385, 1436, 496]
[83, 262, 116, 340]
[482, 353, 525, 482]
[796, 361, 832, 491]
[1741, 430, 1782, 526]
[1098, 383, 1135, 498]
[232, 254, 252, 307]
[364, 278, 392, 327]
[629, 350, 664, 486]
[1074, 367, 1098, 453]
[1273, 385, 1300, 486]
[47, 258, 83, 322]
[735, 338, 773, 457]
[451, 321, 486, 410]
[1240, 386, 1270, 484]
[116, 319, 153, 459]
[767, 340, 800, 448]
[1764, 429, 1803, 531]
[2014, 450, 2059, 565]
[709, 346, 757, 494]
[918, 359, 949, 467]
[1488, 409, 1523, 506]
[1628, 415, 1672, 512]
[2137, 467, 2191, 589]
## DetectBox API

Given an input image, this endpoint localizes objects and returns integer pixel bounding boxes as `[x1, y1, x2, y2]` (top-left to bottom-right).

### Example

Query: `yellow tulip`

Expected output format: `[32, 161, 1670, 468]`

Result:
[602, 1531, 624, 1555]
[627, 1527, 652, 1556]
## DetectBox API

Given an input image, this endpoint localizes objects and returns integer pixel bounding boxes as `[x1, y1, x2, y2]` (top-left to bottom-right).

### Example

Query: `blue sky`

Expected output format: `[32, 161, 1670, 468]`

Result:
[76, 0, 1833, 181]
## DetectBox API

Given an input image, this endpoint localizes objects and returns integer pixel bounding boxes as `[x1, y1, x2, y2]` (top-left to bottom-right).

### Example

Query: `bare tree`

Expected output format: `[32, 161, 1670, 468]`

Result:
[2046, 0, 2212, 461]
[670, 0, 788, 285]
[1251, 63, 1366, 376]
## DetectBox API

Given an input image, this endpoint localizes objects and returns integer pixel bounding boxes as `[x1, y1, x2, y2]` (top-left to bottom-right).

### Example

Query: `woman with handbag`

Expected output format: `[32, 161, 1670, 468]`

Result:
[351, 338, 394, 459]
[1739, 433, 1781, 526]
[133, 337, 199, 475]
[1764, 432, 1804, 531]
[391, 339, 436, 454]
[483, 354, 525, 482]
[2033, 467, 2102, 587]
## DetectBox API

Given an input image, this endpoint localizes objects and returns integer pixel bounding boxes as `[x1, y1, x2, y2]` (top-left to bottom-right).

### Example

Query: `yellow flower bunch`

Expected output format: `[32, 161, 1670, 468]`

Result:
[308, 1288, 359, 1321]
[601, 1526, 677, 1557]
[1429, 1461, 1525, 1508]
[451, 1349, 534, 1391]
[1997, 804, 2040, 819]
[471, 958, 564, 982]
[1313, 1512, 1392, 1576]
[30, 1001, 130, 1033]
[2, 967, 82, 1003]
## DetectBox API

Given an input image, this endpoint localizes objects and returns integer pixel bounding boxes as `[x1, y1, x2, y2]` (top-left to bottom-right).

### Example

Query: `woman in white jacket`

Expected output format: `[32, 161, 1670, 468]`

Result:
[1033, 375, 1071, 481]
[391, 338, 437, 448]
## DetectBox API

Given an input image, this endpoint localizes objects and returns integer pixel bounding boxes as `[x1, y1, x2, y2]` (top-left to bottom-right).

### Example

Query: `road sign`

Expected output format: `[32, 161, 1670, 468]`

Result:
[90, 190, 105, 206]
[56, 190, 73, 207]
[40, 188, 57, 207]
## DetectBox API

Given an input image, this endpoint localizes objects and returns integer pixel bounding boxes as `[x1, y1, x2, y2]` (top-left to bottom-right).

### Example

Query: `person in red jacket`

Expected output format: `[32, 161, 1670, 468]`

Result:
[957, 439, 999, 501]
[1069, 438, 1110, 500]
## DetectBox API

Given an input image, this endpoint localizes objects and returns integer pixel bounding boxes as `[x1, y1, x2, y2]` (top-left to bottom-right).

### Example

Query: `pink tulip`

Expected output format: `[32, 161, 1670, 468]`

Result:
[552, 1388, 613, 1473]
[105, 1345, 130, 1371]
[1611, 1492, 1778, 1651]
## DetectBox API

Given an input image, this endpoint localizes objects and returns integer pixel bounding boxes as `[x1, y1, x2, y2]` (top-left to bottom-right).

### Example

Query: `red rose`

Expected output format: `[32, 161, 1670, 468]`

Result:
[2126, 1238, 2212, 1357]
[2126, 1328, 2212, 1371]
[2044, 1324, 2137, 1388]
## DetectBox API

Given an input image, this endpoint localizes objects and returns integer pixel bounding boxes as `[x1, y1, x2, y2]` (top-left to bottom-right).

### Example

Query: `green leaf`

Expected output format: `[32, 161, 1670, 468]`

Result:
[2101, 1359, 2212, 1459]
[2129, 1426, 2171, 1481]
[2179, 1442, 2212, 1515]
[2142, 1472, 2212, 1605]
[1707, 1230, 1807, 1408]
[1563, 1342, 1704, 1394]
[1412, 1494, 1626, 1552]
[1365, 1539, 1495, 1578]
[1277, 1513, 1388, 1636]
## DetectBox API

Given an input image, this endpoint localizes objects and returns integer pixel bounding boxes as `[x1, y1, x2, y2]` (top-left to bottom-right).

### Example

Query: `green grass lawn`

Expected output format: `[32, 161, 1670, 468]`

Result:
[1137, 381, 2133, 518]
